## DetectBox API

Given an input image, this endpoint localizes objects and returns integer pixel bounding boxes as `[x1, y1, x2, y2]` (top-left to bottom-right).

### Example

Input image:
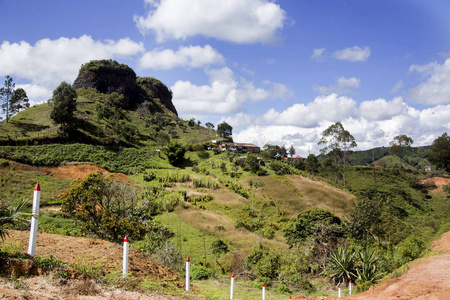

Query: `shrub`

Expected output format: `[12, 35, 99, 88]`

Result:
[252, 276, 272, 288]
[276, 282, 290, 293]
[190, 265, 213, 280]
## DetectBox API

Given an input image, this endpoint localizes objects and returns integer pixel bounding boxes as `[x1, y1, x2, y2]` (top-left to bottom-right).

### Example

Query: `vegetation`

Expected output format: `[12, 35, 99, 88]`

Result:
[1, 60, 449, 297]
[0, 76, 29, 122]
[0, 199, 31, 240]
[50, 82, 78, 134]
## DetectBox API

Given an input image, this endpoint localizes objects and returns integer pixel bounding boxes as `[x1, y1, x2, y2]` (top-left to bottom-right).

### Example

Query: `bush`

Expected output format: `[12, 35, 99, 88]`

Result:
[252, 276, 272, 289]
[190, 265, 213, 280]
[276, 282, 290, 293]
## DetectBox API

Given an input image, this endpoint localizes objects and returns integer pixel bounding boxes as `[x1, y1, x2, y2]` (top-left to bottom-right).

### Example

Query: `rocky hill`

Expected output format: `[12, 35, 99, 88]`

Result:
[73, 59, 177, 115]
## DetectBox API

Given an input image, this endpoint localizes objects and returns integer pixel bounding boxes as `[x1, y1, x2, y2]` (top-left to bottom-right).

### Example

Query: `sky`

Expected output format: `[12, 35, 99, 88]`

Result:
[1, 0, 450, 155]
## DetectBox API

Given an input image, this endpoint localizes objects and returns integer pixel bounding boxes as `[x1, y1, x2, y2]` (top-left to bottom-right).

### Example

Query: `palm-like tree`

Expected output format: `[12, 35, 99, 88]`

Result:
[0, 200, 31, 241]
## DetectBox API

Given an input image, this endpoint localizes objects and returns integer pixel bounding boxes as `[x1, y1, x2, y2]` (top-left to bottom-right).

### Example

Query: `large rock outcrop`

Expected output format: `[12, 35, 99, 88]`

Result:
[73, 60, 177, 115]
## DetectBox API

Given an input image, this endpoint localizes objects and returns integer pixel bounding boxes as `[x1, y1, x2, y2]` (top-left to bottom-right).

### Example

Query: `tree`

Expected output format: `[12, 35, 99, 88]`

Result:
[319, 122, 357, 185]
[205, 122, 214, 130]
[163, 140, 186, 166]
[427, 132, 450, 172]
[50, 82, 78, 133]
[217, 121, 232, 137]
[289, 145, 296, 157]
[10, 88, 29, 114]
[389, 134, 413, 169]
[305, 154, 320, 175]
[283, 208, 342, 246]
[60, 172, 147, 243]
[0, 76, 28, 122]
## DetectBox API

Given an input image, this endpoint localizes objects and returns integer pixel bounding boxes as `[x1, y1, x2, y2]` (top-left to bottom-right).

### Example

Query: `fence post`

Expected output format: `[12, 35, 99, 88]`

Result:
[230, 273, 235, 299]
[28, 183, 40, 256]
[186, 256, 190, 292]
[123, 235, 129, 277]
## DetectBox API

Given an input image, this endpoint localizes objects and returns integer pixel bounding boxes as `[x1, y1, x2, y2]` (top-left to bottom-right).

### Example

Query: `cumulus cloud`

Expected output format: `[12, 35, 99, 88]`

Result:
[134, 0, 287, 44]
[263, 94, 357, 128]
[234, 94, 450, 155]
[359, 97, 406, 121]
[172, 68, 292, 114]
[409, 58, 450, 105]
[333, 46, 371, 62]
[138, 45, 225, 70]
[313, 76, 360, 94]
[0, 36, 144, 101]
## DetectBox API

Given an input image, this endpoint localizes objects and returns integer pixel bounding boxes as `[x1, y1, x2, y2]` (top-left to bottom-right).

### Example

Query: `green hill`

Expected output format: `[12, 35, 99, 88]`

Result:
[1, 60, 449, 298]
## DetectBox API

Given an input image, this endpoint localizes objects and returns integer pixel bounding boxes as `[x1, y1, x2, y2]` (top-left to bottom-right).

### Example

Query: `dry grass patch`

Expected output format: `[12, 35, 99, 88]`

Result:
[175, 209, 287, 250]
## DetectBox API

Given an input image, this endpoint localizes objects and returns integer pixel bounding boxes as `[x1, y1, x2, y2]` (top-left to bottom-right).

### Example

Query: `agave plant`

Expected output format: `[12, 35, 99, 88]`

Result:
[0, 200, 31, 241]
[356, 248, 385, 283]
[328, 247, 357, 284]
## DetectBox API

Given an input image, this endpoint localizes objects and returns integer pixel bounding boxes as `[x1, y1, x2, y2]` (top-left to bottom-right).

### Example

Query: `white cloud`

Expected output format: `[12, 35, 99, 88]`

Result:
[409, 58, 450, 105]
[263, 94, 357, 127]
[333, 46, 371, 62]
[138, 45, 225, 70]
[16, 84, 53, 104]
[391, 80, 403, 93]
[313, 76, 360, 94]
[134, 0, 287, 44]
[311, 48, 326, 60]
[172, 68, 292, 114]
[234, 94, 449, 155]
[359, 97, 406, 121]
[0, 36, 144, 101]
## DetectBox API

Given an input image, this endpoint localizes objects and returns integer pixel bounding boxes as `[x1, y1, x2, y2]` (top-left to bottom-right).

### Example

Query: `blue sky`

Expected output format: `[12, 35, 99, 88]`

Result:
[1, 0, 450, 155]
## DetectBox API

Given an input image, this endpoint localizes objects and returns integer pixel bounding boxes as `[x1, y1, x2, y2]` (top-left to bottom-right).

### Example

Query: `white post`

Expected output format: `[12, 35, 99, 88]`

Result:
[349, 280, 352, 295]
[186, 256, 190, 292]
[123, 235, 129, 277]
[262, 282, 266, 300]
[338, 285, 341, 298]
[28, 183, 41, 256]
[230, 273, 235, 299]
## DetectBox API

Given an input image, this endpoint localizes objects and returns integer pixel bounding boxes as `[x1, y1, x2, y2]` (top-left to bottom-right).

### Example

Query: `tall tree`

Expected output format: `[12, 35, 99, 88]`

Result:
[389, 134, 413, 169]
[205, 122, 214, 130]
[0, 75, 17, 122]
[319, 122, 357, 185]
[50, 82, 78, 133]
[217, 121, 232, 137]
[289, 145, 296, 157]
[427, 132, 450, 172]
[10, 88, 29, 115]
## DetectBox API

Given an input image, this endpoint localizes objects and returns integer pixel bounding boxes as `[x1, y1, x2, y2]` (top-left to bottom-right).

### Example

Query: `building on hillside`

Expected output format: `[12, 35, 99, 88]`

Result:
[219, 143, 261, 153]
[284, 155, 304, 161]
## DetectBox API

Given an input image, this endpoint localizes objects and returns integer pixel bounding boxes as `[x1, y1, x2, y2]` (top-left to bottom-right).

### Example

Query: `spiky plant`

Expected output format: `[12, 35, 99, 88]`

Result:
[328, 247, 357, 284]
[356, 248, 384, 284]
[0, 199, 31, 241]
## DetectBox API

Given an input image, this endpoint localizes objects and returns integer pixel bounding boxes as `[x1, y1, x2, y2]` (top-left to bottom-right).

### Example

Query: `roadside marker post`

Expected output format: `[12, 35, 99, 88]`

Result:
[349, 280, 352, 295]
[338, 285, 341, 298]
[262, 282, 266, 300]
[230, 273, 235, 299]
[186, 256, 190, 292]
[123, 236, 129, 277]
[28, 183, 41, 256]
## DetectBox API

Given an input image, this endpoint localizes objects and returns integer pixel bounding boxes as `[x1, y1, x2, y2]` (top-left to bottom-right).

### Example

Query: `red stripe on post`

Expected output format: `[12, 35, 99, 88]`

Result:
[186, 256, 190, 262]
[34, 183, 40, 191]
[124, 235, 129, 242]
